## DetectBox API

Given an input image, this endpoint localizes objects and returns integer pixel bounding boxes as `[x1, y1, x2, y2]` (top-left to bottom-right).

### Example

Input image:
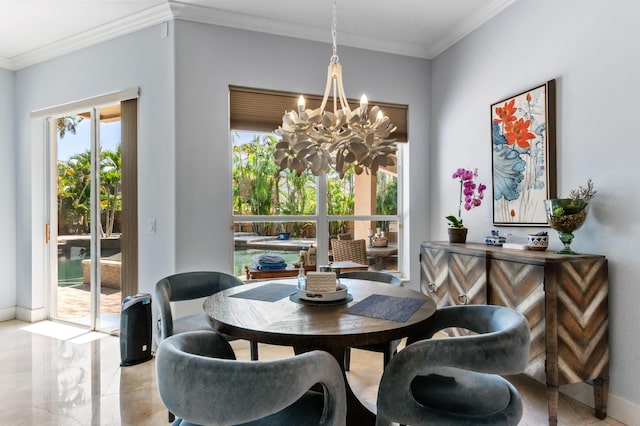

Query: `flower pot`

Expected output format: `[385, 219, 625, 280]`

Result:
[448, 227, 468, 243]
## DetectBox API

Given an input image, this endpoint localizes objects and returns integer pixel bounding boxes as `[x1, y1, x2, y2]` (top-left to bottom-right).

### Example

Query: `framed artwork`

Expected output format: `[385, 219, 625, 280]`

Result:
[491, 79, 556, 226]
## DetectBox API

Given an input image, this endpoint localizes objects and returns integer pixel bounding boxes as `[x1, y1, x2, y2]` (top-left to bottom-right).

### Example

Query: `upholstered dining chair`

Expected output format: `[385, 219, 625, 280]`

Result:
[331, 238, 368, 266]
[154, 271, 259, 422]
[338, 271, 402, 371]
[156, 330, 347, 426]
[154, 270, 258, 360]
[375, 304, 530, 426]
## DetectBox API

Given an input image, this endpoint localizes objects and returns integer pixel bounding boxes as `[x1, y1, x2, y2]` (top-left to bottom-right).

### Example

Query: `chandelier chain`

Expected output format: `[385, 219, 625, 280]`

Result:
[331, 0, 339, 64]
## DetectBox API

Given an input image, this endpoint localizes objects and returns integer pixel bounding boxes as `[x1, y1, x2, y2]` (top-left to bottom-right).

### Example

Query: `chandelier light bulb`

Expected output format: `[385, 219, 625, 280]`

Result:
[360, 95, 368, 112]
[297, 96, 305, 113]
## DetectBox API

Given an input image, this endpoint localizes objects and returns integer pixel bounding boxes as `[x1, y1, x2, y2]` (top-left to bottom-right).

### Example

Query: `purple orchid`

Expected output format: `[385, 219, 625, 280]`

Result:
[446, 168, 486, 228]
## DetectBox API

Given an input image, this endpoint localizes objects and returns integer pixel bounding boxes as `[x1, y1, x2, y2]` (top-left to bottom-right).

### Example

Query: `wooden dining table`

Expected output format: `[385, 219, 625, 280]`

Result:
[203, 277, 437, 425]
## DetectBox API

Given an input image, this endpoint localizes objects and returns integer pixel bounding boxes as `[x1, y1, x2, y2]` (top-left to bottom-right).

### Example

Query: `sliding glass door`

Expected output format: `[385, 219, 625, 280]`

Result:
[48, 101, 134, 333]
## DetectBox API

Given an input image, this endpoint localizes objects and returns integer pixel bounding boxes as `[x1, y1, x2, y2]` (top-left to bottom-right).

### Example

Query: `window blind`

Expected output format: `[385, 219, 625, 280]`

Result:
[229, 86, 408, 142]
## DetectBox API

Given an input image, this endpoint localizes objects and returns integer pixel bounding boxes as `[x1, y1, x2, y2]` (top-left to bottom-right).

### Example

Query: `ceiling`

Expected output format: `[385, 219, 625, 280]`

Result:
[0, 0, 516, 70]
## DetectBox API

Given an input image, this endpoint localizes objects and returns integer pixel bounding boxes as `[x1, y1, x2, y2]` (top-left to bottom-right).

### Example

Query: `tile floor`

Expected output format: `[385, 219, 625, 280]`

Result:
[0, 319, 625, 426]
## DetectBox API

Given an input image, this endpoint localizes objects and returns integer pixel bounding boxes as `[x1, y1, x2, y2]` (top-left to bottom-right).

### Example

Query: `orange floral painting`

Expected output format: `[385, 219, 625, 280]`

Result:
[491, 80, 556, 225]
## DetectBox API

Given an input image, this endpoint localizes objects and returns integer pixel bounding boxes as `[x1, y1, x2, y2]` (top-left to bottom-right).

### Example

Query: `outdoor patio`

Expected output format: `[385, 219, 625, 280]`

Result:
[56, 283, 122, 331]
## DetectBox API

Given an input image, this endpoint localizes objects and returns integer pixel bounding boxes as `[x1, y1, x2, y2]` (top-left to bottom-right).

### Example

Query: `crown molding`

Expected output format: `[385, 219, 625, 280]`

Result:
[5, 3, 173, 71]
[0, 0, 517, 70]
[429, 0, 516, 58]
[0, 57, 11, 70]
[169, 1, 342, 52]
[169, 0, 430, 59]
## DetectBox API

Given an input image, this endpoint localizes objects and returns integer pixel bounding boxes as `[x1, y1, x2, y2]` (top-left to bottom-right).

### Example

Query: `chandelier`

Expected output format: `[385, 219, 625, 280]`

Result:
[274, 0, 397, 178]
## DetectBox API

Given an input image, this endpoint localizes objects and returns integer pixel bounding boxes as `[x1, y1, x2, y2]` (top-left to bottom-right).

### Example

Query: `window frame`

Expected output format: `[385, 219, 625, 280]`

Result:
[229, 86, 404, 275]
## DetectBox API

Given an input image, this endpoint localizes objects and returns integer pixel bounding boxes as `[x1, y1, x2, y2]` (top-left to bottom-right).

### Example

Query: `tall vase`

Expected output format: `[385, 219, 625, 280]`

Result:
[544, 198, 589, 255]
[448, 227, 468, 243]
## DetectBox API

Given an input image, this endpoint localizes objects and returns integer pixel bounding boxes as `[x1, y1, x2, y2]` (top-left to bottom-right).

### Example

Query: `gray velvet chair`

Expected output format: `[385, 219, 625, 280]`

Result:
[338, 271, 402, 371]
[155, 271, 259, 422]
[156, 330, 347, 426]
[375, 304, 530, 426]
[154, 270, 258, 361]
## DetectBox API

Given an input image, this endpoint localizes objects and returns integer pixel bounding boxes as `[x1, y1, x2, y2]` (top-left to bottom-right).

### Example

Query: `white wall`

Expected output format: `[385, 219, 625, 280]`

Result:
[430, 0, 640, 419]
[13, 23, 176, 316]
[172, 21, 431, 284]
[0, 67, 16, 320]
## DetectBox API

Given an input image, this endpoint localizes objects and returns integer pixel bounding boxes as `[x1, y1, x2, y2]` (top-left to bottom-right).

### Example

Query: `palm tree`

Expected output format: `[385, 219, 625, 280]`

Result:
[232, 134, 280, 234]
[56, 116, 83, 138]
[100, 145, 121, 237]
[57, 146, 122, 236]
[58, 150, 91, 233]
[327, 169, 355, 236]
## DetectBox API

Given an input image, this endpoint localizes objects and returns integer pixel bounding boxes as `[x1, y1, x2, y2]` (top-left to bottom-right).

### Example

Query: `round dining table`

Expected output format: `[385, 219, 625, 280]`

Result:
[203, 277, 436, 426]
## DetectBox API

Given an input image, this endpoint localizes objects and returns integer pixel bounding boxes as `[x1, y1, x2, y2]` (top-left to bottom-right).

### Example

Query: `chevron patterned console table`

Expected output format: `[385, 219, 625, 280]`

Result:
[420, 241, 609, 426]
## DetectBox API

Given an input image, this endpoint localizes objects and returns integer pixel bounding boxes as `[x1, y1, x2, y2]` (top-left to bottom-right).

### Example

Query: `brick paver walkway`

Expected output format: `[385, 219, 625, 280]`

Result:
[56, 284, 122, 320]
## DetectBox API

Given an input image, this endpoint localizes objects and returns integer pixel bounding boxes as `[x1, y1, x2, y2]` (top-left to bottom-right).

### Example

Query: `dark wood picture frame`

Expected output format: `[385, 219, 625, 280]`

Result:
[490, 79, 556, 226]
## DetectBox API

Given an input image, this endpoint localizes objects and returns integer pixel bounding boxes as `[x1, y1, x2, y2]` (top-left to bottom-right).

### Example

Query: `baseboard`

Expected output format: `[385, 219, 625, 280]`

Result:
[561, 381, 639, 425]
[15, 306, 46, 323]
[0, 307, 16, 322]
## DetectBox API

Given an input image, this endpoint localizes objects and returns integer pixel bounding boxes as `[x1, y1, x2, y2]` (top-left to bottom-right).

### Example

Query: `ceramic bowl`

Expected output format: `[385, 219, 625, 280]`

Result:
[485, 236, 506, 246]
[527, 234, 549, 251]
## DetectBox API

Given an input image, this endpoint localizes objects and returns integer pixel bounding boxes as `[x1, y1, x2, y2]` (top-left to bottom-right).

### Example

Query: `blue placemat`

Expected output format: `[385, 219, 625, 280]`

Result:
[230, 283, 296, 302]
[345, 294, 425, 322]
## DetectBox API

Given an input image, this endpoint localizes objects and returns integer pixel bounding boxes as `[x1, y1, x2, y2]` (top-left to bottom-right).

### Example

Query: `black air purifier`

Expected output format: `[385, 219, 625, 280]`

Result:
[119, 293, 152, 366]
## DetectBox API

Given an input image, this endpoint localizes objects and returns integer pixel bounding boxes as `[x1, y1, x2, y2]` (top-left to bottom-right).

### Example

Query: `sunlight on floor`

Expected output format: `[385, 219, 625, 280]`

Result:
[21, 320, 108, 343]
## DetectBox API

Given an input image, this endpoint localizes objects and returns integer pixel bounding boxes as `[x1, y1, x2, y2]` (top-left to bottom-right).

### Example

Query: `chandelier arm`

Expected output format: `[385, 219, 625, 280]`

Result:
[334, 64, 351, 112]
[319, 64, 335, 113]
[332, 78, 339, 115]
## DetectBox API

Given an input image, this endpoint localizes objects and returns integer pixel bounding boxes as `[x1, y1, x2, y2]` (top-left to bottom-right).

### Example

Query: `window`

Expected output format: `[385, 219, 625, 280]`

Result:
[230, 87, 406, 279]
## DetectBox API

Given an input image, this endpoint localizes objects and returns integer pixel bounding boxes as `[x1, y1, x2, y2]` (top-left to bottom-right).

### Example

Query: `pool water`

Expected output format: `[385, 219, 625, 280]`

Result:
[60, 248, 303, 284]
[58, 258, 84, 287]
[57, 246, 121, 287]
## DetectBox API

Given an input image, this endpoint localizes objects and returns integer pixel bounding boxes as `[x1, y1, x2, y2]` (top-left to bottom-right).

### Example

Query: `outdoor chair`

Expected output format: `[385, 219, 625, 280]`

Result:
[331, 238, 368, 266]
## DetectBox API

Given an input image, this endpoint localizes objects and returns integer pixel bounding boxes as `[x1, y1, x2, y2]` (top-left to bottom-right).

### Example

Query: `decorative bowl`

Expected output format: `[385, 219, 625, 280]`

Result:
[527, 234, 549, 251]
[485, 236, 506, 246]
[544, 198, 589, 255]
[298, 283, 348, 302]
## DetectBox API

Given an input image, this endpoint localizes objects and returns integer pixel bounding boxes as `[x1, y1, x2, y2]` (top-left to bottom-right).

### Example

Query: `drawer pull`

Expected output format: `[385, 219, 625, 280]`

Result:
[458, 294, 469, 305]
